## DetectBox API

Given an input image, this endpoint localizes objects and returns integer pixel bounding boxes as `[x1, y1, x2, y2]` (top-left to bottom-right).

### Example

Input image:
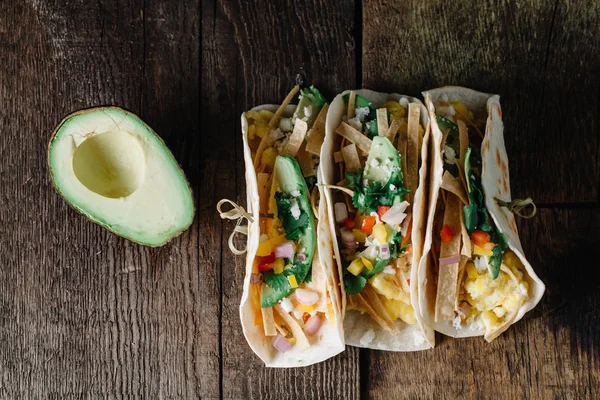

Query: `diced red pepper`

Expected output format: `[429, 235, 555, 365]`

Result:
[361, 216, 376, 235]
[377, 206, 391, 221]
[302, 313, 311, 323]
[258, 262, 274, 272]
[343, 218, 356, 229]
[259, 252, 276, 264]
[471, 229, 491, 247]
[440, 225, 453, 243]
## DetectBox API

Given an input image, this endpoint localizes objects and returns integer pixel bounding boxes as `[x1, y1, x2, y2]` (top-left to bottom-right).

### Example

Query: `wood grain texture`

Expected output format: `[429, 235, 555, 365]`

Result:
[0, 0, 201, 397]
[362, 0, 600, 203]
[206, 1, 361, 399]
[363, 208, 600, 399]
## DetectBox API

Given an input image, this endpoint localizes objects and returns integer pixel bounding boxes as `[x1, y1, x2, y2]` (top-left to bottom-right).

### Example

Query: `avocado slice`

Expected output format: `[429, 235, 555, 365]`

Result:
[48, 107, 195, 246]
[364, 136, 401, 186]
[260, 155, 316, 307]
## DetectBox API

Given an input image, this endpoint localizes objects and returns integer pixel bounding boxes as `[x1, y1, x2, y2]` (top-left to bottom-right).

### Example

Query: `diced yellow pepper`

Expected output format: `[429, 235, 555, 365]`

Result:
[270, 234, 287, 246]
[288, 275, 298, 288]
[273, 259, 284, 274]
[347, 258, 365, 276]
[352, 229, 367, 243]
[299, 303, 316, 313]
[372, 223, 387, 243]
[258, 109, 274, 121]
[267, 218, 282, 238]
[502, 250, 522, 270]
[473, 245, 493, 257]
[287, 337, 296, 345]
[466, 262, 479, 279]
[382, 100, 406, 120]
[360, 256, 373, 271]
[256, 239, 272, 256]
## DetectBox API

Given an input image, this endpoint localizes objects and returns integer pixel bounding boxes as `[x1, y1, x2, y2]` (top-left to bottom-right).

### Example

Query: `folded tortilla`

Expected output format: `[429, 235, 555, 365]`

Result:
[418, 86, 545, 341]
[321, 89, 434, 351]
[239, 100, 345, 367]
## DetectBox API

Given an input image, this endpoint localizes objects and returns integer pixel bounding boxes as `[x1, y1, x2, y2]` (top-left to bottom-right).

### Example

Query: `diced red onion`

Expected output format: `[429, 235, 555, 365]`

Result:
[304, 314, 322, 336]
[439, 255, 460, 266]
[250, 273, 264, 285]
[458, 303, 471, 317]
[380, 244, 390, 260]
[295, 288, 319, 305]
[280, 297, 294, 313]
[334, 202, 348, 224]
[340, 228, 355, 242]
[400, 213, 412, 237]
[342, 239, 359, 249]
[273, 334, 292, 352]
[274, 242, 295, 259]
[297, 253, 306, 262]
[381, 202, 409, 226]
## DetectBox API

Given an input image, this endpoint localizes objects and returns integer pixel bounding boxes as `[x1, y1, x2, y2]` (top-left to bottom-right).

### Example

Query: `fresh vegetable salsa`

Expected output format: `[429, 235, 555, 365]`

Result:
[432, 96, 529, 334]
[329, 92, 424, 330]
[245, 86, 335, 353]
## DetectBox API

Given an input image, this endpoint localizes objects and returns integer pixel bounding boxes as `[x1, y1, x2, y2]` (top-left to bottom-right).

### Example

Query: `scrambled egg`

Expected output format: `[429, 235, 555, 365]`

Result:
[461, 251, 529, 333]
[369, 272, 415, 325]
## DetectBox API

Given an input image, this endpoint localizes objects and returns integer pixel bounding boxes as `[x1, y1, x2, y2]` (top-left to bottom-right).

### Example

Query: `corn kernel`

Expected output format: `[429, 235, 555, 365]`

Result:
[372, 223, 387, 242]
[288, 275, 298, 288]
[274, 259, 284, 274]
[347, 258, 365, 276]
[270, 234, 287, 246]
[352, 229, 367, 243]
[256, 239, 272, 256]
[360, 256, 373, 271]
[299, 303, 316, 313]
[473, 244, 493, 257]
[466, 262, 479, 279]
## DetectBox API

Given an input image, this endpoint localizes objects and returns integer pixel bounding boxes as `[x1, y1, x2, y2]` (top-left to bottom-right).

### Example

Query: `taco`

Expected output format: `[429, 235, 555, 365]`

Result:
[418, 86, 545, 341]
[239, 85, 344, 367]
[321, 89, 434, 351]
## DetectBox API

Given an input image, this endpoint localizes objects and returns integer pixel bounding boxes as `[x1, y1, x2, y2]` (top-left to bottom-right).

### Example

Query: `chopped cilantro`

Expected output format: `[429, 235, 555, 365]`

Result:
[275, 191, 309, 240]
[304, 175, 317, 191]
[342, 93, 380, 139]
[346, 168, 410, 214]
[344, 273, 367, 295]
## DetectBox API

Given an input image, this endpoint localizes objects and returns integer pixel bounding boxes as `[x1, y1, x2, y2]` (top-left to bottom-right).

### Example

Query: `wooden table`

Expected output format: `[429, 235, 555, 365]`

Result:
[1, 1, 598, 398]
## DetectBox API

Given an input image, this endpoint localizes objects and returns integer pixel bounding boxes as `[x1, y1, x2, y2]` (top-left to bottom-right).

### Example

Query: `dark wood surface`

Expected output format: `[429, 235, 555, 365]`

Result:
[1, 0, 598, 398]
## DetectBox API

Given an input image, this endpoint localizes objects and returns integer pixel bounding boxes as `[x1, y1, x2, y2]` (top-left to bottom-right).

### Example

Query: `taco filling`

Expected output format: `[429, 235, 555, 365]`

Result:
[245, 86, 338, 353]
[329, 92, 425, 330]
[431, 98, 529, 336]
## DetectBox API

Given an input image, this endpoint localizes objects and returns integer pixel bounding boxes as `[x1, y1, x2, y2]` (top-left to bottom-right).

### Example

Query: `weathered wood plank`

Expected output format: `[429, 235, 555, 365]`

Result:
[363, 208, 600, 399]
[362, 0, 599, 203]
[205, 0, 361, 398]
[0, 0, 202, 397]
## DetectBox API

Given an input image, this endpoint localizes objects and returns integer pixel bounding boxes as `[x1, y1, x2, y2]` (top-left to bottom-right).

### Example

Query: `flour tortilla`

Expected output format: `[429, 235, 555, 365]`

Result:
[321, 89, 434, 351]
[239, 104, 344, 367]
[418, 86, 545, 340]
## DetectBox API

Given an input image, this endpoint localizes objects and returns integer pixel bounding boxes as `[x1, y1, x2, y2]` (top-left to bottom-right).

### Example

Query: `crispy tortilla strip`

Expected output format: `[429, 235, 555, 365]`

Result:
[273, 305, 310, 350]
[336, 122, 372, 155]
[376, 108, 389, 136]
[261, 306, 277, 336]
[341, 143, 361, 173]
[397, 119, 408, 180]
[457, 120, 468, 163]
[296, 144, 316, 179]
[362, 286, 394, 328]
[347, 91, 356, 120]
[305, 103, 329, 155]
[406, 103, 421, 204]
[352, 293, 393, 331]
[385, 118, 402, 144]
[253, 85, 300, 168]
[257, 172, 270, 213]
[283, 119, 308, 157]
[459, 205, 472, 257]
[396, 262, 411, 293]
[441, 171, 469, 205]
[334, 151, 344, 163]
[454, 255, 470, 310]
[434, 194, 462, 322]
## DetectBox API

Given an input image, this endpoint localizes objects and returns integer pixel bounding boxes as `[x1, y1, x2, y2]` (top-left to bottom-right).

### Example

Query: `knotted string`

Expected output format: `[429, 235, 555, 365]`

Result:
[216, 199, 254, 255]
[495, 197, 537, 219]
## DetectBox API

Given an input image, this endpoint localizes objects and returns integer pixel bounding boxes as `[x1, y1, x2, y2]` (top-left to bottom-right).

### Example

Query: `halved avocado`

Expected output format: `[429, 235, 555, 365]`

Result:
[48, 107, 194, 246]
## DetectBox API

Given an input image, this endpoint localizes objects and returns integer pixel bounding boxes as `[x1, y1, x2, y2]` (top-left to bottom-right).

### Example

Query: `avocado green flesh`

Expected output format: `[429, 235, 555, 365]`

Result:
[363, 136, 401, 185]
[48, 107, 194, 246]
[260, 155, 316, 308]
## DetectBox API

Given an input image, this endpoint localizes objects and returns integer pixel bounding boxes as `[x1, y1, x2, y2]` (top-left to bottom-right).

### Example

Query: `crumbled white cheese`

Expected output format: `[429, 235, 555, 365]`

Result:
[269, 128, 285, 142]
[370, 159, 380, 167]
[444, 145, 456, 165]
[382, 265, 395, 275]
[474, 256, 488, 273]
[438, 105, 456, 117]
[359, 329, 375, 346]
[280, 298, 294, 313]
[355, 107, 370, 121]
[399, 97, 409, 108]
[518, 283, 529, 297]
[365, 121, 374, 131]
[389, 184, 396, 191]
[304, 105, 313, 118]
[290, 189, 301, 198]
[347, 116, 362, 131]
[290, 199, 301, 220]
[452, 315, 463, 330]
